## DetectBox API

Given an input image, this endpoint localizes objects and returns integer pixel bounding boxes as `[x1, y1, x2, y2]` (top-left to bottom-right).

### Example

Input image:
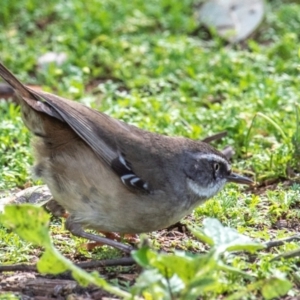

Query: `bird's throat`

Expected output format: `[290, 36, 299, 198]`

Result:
[187, 178, 226, 200]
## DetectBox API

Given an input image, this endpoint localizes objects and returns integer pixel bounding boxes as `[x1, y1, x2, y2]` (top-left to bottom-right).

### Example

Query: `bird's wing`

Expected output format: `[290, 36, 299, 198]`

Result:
[0, 62, 167, 193]
[34, 90, 156, 193]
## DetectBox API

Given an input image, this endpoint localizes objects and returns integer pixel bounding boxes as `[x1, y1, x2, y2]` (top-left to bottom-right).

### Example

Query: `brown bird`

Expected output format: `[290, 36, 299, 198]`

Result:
[0, 62, 252, 252]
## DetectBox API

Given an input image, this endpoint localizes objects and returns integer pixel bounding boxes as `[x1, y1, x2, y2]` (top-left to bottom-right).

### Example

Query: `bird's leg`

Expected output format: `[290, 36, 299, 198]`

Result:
[85, 232, 139, 250]
[65, 218, 133, 253]
[101, 231, 121, 240]
[124, 233, 139, 243]
[85, 231, 121, 250]
[98, 232, 139, 243]
[45, 200, 137, 252]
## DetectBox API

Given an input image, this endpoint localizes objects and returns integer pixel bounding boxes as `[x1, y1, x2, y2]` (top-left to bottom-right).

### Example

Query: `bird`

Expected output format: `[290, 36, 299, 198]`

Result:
[0, 62, 253, 252]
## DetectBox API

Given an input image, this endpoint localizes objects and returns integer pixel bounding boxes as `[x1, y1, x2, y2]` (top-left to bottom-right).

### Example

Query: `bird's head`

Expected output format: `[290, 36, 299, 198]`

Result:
[183, 150, 253, 200]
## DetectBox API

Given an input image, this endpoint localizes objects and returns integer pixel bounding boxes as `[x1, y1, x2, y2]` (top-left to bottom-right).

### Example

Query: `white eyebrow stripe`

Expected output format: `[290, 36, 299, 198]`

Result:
[196, 153, 229, 166]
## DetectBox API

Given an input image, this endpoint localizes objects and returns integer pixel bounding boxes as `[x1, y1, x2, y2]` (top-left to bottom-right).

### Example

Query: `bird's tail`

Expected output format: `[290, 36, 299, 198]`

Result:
[0, 62, 30, 97]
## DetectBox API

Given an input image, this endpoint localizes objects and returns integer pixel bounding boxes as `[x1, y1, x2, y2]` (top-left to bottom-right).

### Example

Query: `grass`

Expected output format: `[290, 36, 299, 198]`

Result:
[1, 0, 300, 298]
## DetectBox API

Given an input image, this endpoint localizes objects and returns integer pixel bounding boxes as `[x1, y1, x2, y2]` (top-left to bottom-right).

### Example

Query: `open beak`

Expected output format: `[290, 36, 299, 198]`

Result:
[226, 172, 253, 185]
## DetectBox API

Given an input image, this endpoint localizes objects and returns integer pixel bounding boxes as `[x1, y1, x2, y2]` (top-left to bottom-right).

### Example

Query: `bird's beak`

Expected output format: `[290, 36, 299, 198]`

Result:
[226, 172, 253, 185]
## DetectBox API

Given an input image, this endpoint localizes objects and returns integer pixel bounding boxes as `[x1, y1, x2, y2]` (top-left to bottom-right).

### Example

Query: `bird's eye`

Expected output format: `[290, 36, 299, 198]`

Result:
[213, 162, 220, 172]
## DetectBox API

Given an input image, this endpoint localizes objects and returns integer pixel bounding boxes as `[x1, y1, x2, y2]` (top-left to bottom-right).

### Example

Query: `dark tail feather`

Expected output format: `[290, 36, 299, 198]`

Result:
[0, 62, 30, 97]
[0, 61, 63, 120]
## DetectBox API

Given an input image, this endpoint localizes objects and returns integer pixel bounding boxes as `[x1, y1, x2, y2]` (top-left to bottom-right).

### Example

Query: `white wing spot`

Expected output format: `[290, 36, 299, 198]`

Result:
[130, 177, 140, 185]
[119, 155, 131, 170]
[121, 174, 135, 184]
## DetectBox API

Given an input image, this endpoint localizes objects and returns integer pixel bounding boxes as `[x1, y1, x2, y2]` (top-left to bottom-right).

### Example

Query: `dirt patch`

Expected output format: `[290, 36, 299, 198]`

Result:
[0, 272, 114, 299]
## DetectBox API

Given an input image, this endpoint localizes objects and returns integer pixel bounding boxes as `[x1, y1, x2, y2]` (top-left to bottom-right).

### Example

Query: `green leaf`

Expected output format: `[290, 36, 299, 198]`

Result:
[225, 242, 265, 253]
[134, 269, 165, 289]
[261, 277, 292, 300]
[0, 204, 131, 299]
[218, 261, 255, 278]
[0, 293, 19, 300]
[156, 252, 198, 283]
[0, 204, 51, 246]
[132, 247, 156, 268]
[195, 218, 264, 253]
[187, 277, 219, 297]
[38, 248, 69, 274]
[132, 269, 173, 300]
[189, 226, 214, 246]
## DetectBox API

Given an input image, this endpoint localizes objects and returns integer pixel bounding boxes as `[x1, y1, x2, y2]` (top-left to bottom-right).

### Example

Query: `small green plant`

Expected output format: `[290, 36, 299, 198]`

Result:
[131, 219, 291, 300]
[292, 103, 300, 171]
[0, 205, 293, 299]
[245, 108, 300, 181]
[0, 204, 132, 299]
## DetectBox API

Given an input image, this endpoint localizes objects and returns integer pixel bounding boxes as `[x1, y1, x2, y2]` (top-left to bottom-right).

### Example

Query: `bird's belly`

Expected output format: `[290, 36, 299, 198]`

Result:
[33, 138, 190, 233]
[57, 187, 188, 233]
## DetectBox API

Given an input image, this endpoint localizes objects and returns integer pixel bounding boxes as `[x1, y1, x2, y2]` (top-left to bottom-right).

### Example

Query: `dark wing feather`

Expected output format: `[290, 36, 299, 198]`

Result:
[34, 91, 125, 165]
[24, 95, 64, 121]
[37, 92, 150, 192]
[0, 63, 64, 121]
[111, 154, 149, 193]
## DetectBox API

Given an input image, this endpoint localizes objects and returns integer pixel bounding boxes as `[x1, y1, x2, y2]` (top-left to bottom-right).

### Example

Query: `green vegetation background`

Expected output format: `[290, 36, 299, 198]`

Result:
[1, 0, 300, 298]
